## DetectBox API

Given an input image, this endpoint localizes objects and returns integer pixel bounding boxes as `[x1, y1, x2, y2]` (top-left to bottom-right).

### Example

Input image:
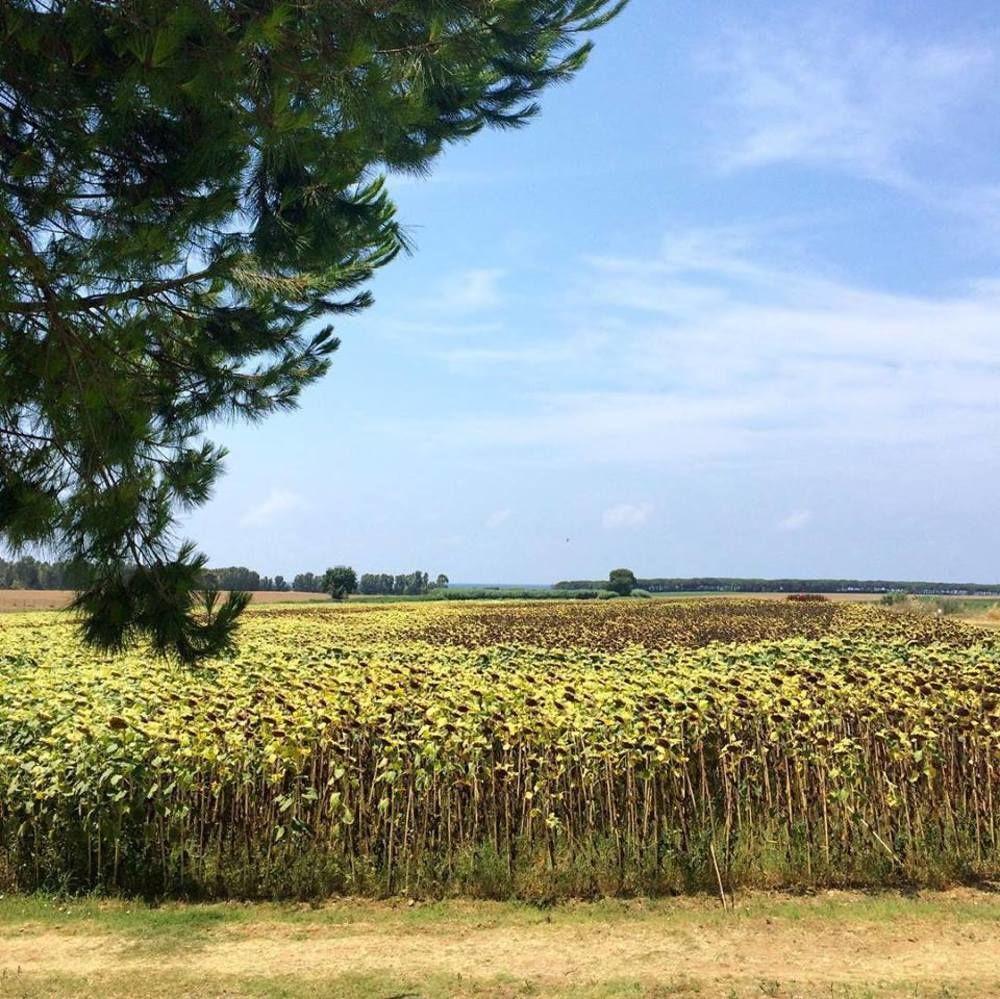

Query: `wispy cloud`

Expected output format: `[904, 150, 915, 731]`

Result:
[777, 510, 813, 533]
[401, 225, 1000, 467]
[602, 503, 654, 529]
[366, 273, 508, 346]
[372, 317, 505, 340]
[239, 489, 304, 529]
[433, 268, 505, 314]
[702, 16, 998, 205]
[436, 330, 609, 370]
[485, 508, 512, 529]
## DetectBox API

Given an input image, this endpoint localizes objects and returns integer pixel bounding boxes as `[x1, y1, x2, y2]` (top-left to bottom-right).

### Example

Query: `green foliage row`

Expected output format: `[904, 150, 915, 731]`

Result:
[206, 567, 290, 593]
[358, 571, 441, 597]
[0, 555, 88, 590]
[424, 587, 619, 601]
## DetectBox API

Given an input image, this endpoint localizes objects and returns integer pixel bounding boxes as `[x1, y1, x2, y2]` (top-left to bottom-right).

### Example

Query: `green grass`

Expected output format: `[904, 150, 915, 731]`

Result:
[349, 588, 619, 602]
[4, 891, 1000, 940]
[913, 596, 1000, 617]
[2, 893, 998, 998]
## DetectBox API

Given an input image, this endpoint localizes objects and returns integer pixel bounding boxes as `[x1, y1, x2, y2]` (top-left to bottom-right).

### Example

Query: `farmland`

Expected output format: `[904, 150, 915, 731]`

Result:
[0, 589, 335, 612]
[1, 599, 998, 899]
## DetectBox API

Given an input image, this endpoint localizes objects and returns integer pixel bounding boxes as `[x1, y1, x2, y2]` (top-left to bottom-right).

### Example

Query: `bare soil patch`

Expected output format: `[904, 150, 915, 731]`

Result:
[192, 915, 998, 986]
[0, 590, 75, 611]
[2, 893, 998, 997]
[0, 589, 331, 613]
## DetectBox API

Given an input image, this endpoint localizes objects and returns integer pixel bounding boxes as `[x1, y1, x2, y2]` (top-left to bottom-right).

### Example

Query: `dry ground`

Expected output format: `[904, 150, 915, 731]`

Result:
[0, 590, 76, 612]
[1, 891, 998, 997]
[0, 590, 887, 613]
[0, 590, 332, 612]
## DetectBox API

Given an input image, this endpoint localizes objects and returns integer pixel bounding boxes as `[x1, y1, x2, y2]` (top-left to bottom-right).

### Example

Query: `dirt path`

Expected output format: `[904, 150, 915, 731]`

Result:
[2, 893, 999, 997]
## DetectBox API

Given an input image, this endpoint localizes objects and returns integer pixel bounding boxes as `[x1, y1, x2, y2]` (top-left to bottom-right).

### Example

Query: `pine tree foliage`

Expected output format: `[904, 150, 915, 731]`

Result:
[0, 0, 624, 661]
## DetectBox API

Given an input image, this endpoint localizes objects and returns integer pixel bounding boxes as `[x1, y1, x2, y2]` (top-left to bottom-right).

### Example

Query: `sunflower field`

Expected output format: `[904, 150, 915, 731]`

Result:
[1, 599, 998, 898]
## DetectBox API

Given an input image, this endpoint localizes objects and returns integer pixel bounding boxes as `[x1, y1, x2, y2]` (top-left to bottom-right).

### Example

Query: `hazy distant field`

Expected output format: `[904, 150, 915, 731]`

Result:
[648, 589, 884, 602]
[0, 589, 333, 612]
[4, 588, 999, 614]
[0, 589, 76, 611]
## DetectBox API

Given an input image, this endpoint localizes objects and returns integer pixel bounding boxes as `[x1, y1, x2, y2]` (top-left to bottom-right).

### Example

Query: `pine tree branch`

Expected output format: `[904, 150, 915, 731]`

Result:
[0, 266, 219, 314]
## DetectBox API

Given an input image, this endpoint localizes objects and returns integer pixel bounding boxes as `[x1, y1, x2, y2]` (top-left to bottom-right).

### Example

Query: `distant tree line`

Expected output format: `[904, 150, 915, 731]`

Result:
[0, 556, 298, 593]
[0, 557, 450, 600]
[290, 572, 325, 593]
[358, 572, 448, 596]
[549, 569, 638, 595]
[205, 567, 290, 592]
[10, 557, 998, 601]
[553, 576, 1000, 596]
[208, 566, 449, 599]
[0, 555, 89, 590]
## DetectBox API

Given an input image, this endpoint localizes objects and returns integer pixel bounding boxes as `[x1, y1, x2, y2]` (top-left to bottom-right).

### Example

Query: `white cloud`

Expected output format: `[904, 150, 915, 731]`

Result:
[777, 510, 813, 532]
[374, 317, 505, 340]
[401, 226, 1000, 469]
[485, 508, 512, 529]
[434, 268, 505, 314]
[436, 330, 609, 370]
[703, 17, 997, 198]
[602, 503, 653, 529]
[239, 489, 305, 529]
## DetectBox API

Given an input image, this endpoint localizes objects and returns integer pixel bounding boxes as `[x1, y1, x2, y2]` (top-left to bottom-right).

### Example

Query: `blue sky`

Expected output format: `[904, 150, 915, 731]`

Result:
[186, 0, 1000, 584]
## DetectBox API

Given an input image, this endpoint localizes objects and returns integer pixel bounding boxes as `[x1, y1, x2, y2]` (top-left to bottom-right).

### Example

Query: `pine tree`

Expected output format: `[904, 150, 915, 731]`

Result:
[0, 1, 625, 660]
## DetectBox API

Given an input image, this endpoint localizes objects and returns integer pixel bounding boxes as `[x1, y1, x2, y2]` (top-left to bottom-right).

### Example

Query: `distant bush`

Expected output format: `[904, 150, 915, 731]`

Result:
[787, 593, 829, 603]
[597, 589, 619, 600]
[880, 591, 910, 607]
[930, 597, 974, 617]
